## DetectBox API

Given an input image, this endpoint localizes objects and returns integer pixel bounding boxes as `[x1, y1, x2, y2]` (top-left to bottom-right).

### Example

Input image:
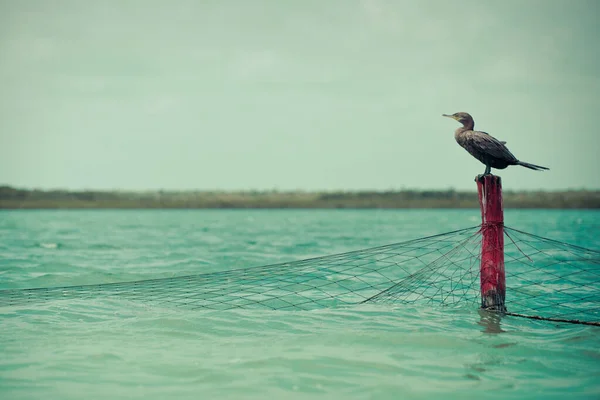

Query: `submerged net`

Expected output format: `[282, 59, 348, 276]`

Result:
[0, 226, 599, 326]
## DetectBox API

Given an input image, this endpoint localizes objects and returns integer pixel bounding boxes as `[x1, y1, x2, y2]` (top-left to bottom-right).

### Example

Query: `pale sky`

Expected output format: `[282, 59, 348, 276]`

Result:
[1, 0, 599, 191]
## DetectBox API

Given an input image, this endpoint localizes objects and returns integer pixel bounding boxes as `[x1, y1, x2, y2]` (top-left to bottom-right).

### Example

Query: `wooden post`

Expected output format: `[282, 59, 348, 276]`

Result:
[476, 175, 506, 312]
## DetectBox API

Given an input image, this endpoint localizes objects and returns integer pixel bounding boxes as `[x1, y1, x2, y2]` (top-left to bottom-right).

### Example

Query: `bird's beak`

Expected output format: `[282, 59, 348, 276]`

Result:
[442, 114, 455, 119]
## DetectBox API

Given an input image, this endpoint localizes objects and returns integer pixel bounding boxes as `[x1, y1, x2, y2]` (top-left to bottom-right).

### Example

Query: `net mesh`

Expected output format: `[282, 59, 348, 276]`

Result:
[0, 226, 599, 325]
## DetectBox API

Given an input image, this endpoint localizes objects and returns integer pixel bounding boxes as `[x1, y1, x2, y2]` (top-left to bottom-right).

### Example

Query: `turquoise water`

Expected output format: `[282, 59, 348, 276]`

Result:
[1, 210, 599, 399]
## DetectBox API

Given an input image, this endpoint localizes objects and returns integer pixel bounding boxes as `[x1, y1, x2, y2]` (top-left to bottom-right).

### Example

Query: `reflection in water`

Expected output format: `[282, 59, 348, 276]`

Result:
[477, 309, 505, 334]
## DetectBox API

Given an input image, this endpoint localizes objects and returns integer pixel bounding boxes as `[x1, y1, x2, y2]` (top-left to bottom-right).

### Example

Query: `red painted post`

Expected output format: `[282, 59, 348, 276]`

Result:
[476, 175, 506, 312]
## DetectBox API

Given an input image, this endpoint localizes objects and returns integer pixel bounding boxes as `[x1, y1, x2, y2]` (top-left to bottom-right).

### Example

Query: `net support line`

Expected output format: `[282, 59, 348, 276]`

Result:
[504, 312, 600, 327]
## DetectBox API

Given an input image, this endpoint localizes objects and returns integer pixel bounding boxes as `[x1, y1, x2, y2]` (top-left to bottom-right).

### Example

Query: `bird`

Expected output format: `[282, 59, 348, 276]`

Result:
[443, 112, 549, 176]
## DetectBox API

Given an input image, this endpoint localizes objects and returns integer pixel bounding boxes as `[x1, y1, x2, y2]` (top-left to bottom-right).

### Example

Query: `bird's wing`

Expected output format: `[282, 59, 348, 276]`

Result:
[480, 131, 506, 144]
[466, 131, 518, 161]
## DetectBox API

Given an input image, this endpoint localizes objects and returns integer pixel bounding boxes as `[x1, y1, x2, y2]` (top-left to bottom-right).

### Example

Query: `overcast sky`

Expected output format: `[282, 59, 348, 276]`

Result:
[1, 0, 599, 191]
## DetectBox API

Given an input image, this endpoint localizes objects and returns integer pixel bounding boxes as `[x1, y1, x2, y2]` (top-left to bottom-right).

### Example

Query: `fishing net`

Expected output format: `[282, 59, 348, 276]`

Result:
[1, 225, 598, 326]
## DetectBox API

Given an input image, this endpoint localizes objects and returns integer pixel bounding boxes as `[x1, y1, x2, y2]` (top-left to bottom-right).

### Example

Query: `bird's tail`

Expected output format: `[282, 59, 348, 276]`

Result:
[517, 161, 549, 171]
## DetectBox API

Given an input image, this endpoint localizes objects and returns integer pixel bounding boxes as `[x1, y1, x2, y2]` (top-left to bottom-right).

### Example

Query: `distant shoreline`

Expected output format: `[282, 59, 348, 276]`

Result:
[1, 186, 599, 209]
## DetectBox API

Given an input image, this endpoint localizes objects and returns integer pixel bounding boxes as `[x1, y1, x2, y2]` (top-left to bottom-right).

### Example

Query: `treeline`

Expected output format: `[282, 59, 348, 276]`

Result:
[0, 186, 599, 209]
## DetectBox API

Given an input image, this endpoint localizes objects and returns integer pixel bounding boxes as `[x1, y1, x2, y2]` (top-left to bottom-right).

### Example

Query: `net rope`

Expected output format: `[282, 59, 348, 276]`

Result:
[0, 226, 598, 325]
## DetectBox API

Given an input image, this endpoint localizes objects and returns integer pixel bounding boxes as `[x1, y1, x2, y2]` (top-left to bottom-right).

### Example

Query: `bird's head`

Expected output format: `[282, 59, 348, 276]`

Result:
[442, 112, 473, 126]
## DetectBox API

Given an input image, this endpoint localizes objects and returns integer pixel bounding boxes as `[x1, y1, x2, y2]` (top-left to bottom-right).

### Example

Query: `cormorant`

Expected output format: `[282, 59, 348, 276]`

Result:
[443, 112, 549, 175]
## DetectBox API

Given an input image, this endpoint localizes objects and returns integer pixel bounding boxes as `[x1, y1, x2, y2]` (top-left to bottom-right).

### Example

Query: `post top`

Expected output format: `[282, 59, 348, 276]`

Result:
[475, 174, 502, 184]
[476, 173, 503, 224]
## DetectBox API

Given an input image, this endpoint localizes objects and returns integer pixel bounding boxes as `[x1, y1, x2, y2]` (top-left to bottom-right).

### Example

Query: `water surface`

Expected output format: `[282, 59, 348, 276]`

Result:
[1, 210, 599, 399]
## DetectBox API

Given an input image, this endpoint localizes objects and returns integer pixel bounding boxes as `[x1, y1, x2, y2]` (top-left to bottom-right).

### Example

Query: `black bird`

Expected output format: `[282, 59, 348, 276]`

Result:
[443, 112, 549, 175]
